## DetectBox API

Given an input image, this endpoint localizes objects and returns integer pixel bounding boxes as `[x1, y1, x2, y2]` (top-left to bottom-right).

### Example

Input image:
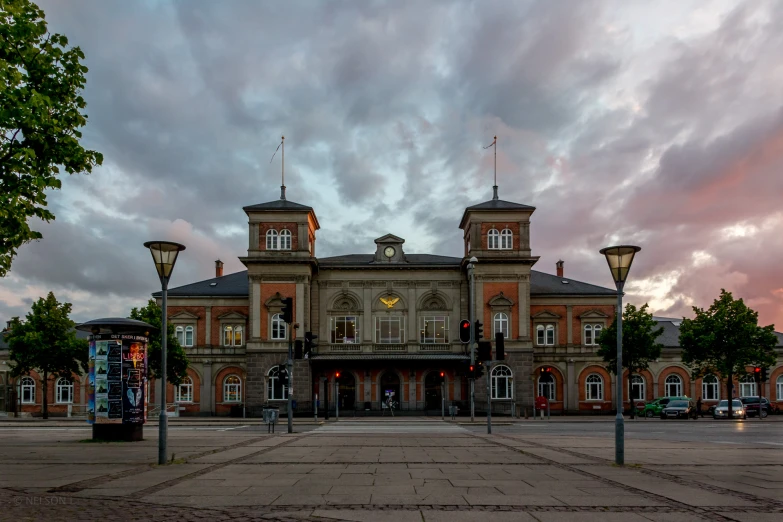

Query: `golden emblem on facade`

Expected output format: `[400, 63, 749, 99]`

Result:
[379, 296, 400, 309]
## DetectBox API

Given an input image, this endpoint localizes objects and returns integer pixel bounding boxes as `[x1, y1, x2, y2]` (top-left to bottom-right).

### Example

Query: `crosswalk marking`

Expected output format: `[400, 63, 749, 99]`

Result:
[313, 422, 468, 434]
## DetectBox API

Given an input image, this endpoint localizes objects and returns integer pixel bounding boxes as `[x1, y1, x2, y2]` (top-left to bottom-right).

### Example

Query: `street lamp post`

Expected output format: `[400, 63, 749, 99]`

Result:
[467, 256, 478, 422]
[144, 241, 186, 465]
[599, 245, 640, 466]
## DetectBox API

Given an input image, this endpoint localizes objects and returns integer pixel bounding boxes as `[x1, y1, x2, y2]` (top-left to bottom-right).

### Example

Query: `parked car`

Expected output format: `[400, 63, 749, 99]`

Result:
[713, 399, 746, 419]
[739, 396, 772, 418]
[660, 399, 698, 420]
[643, 396, 690, 418]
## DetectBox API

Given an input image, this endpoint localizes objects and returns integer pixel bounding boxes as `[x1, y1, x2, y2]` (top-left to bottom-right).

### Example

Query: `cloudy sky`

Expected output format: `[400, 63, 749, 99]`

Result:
[2, 0, 782, 329]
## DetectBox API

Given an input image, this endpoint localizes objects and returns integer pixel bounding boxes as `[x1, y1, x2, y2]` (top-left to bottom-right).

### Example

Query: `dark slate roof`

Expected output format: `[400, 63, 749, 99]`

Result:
[0, 328, 89, 351]
[653, 317, 783, 348]
[242, 199, 313, 212]
[318, 254, 462, 267]
[310, 354, 469, 360]
[529, 270, 617, 296]
[465, 199, 536, 211]
[153, 270, 250, 298]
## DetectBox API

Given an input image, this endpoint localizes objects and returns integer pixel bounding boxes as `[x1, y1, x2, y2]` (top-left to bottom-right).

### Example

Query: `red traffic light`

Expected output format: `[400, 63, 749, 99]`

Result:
[754, 367, 761, 373]
[335, 371, 341, 378]
[439, 371, 445, 378]
[459, 320, 471, 343]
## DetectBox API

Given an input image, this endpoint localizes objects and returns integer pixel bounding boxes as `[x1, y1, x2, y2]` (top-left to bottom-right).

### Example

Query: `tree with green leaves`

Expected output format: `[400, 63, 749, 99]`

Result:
[0, 0, 103, 277]
[680, 289, 778, 419]
[597, 303, 664, 418]
[129, 300, 189, 386]
[5, 291, 88, 418]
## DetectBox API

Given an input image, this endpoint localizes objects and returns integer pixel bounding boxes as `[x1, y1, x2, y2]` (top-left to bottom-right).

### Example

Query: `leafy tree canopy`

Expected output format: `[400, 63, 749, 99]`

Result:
[129, 299, 189, 385]
[0, 0, 103, 277]
[597, 303, 664, 375]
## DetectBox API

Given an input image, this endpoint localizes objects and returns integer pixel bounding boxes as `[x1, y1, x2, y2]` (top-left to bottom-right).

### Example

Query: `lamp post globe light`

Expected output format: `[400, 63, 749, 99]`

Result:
[144, 241, 186, 465]
[599, 245, 641, 466]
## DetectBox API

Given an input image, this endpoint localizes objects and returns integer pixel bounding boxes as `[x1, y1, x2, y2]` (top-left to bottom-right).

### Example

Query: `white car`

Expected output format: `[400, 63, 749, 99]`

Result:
[713, 399, 746, 419]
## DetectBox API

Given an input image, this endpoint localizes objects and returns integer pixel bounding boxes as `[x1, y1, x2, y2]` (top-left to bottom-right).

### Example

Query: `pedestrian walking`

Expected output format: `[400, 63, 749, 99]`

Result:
[696, 397, 703, 418]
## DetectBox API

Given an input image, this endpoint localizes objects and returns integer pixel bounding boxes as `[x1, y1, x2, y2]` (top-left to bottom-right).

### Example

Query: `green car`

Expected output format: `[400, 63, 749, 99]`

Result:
[643, 396, 690, 418]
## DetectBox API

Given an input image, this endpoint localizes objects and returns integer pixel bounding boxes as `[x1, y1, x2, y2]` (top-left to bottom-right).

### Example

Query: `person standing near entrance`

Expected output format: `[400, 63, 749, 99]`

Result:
[696, 397, 703, 418]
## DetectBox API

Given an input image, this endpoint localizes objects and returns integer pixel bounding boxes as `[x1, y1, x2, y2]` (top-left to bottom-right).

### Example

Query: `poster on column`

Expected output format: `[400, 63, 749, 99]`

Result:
[88, 334, 148, 425]
[86, 340, 96, 424]
[121, 338, 147, 424]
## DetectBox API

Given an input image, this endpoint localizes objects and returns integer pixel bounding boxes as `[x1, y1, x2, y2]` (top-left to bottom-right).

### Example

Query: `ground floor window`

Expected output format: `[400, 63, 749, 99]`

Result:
[538, 373, 555, 400]
[665, 374, 682, 397]
[702, 375, 719, 401]
[223, 375, 242, 403]
[267, 367, 288, 400]
[176, 376, 193, 403]
[586, 374, 603, 400]
[19, 376, 35, 404]
[629, 375, 645, 401]
[55, 378, 73, 404]
[491, 365, 513, 400]
[739, 376, 756, 397]
[777, 376, 783, 402]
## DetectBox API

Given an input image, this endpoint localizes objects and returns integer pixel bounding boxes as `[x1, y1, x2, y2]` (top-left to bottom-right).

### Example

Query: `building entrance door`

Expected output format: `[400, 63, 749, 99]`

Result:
[424, 372, 442, 410]
[380, 371, 400, 410]
[338, 372, 355, 410]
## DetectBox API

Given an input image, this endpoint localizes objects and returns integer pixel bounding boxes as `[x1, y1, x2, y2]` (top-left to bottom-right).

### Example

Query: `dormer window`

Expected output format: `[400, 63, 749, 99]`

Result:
[266, 229, 278, 250]
[500, 229, 513, 249]
[488, 228, 499, 249]
[279, 229, 292, 250]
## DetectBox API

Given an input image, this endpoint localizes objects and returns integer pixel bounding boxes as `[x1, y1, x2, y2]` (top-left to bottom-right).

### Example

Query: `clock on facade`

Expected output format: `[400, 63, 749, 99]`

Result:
[384, 246, 395, 258]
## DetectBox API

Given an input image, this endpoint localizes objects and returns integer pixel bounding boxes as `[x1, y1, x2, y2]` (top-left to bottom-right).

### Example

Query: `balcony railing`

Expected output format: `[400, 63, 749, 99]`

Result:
[329, 344, 362, 352]
[373, 343, 407, 352]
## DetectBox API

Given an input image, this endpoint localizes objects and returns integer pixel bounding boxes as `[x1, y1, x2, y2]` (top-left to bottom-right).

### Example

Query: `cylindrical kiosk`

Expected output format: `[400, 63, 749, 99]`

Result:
[76, 318, 156, 442]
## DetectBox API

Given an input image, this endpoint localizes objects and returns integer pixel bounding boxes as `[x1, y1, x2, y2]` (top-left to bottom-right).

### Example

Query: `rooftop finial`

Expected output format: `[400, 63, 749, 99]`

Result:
[492, 185, 498, 200]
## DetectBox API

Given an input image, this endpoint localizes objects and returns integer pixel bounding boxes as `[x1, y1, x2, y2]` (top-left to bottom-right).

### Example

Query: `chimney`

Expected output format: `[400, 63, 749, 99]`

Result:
[215, 259, 224, 278]
[556, 260, 564, 278]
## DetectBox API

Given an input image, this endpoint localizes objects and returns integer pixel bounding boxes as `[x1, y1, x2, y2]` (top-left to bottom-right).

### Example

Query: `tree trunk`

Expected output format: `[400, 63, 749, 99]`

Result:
[629, 372, 635, 419]
[726, 372, 733, 419]
[42, 371, 48, 420]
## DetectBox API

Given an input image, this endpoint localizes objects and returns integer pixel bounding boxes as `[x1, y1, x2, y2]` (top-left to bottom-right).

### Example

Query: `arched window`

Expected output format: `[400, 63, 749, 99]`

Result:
[233, 326, 243, 346]
[184, 326, 194, 347]
[536, 324, 555, 346]
[491, 365, 513, 400]
[175, 326, 184, 345]
[19, 376, 35, 404]
[487, 228, 500, 249]
[586, 374, 603, 400]
[176, 376, 193, 403]
[266, 229, 278, 250]
[271, 314, 287, 340]
[267, 366, 289, 401]
[500, 228, 513, 249]
[629, 375, 645, 401]
[538, 372, 555, 400]
[223, 375, 242, 403]
[739, 375, 756, 397]
[56, 377, 73, 404]
[584, 324, 602, 346]
[777, 375, 783, 403]
[493, 312, 509, 339]
[665, 374, 683, 397]
[223, 325, 233, 346]
[702, 374, 719, 401]
[279, 229, 292, 250]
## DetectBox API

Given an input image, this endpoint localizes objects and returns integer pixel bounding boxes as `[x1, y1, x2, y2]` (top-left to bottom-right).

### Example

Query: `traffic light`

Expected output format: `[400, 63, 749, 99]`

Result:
[475, 362, 485, 379]
[468, 364, 475, 379]
[281, 297, 294, 324]
[754, 367, 761, 382]
[495, 332, 505, 360]
[477, 341, 492, 361]
[459, 320, 471, 343]
[474, 320, 484, 340]
[304, 332, 317, 357]
[539, 366, 552, 375]
[761, 367, 768, 381]
[277, 364, 289, 386]
[294, 340, 303, 359]
[335, 371, 341, 383]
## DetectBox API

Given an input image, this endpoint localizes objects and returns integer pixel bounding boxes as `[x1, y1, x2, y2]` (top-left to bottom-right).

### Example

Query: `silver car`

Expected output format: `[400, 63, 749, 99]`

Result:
[713, 399, 746, 419]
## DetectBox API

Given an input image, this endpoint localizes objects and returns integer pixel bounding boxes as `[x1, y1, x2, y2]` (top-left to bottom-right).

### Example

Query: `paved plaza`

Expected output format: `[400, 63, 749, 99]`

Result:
[0, 419, 782, 521]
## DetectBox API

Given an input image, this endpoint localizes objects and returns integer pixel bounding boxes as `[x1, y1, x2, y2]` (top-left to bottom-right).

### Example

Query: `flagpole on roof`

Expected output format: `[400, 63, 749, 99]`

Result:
[270, 136, 286, 200]
[484, 135, 498, 200]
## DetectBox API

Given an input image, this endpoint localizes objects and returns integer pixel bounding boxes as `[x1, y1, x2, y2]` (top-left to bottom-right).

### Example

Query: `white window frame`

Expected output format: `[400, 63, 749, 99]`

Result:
[493, 312, 509, 339]
[500, 228, 513, 249]
[279, 229, 292, 250]
[184, 325, 194, 347]
[420, 316, 449, 344]
[665, 374, 683, 397]
[175, 326, 185, 345]
[491, 365, 513, 400]
[584, 324, 603, 346]
[487, 228, 500, 249]
[586, 374, 603, 401]
[375, 316, 404, 344]
[55, 377, 73, 404]
[538, 372, 555, 400]
[702, 374, 720, 401]
[223, 375, 242, 403]
[19, 376, 35, 404]
[776, 376, 783, 403]
[271, 314, 287, 340]
[266, 229, 278, 250]
[536, 324, 555, 346]
[330, 316, 360, 344]
[629, 374, 645, 401]
[739, 375, 756, 397]
[176, 376, 193, 403]
[267, 366, 289, 401]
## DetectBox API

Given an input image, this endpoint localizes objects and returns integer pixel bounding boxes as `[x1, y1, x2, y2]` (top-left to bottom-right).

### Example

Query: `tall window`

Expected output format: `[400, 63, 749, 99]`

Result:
[55, 378, 73, 404]
[665, 374, 682, 397]
[536, 324, 555, 346]
[420, 316, 449, 344]
[487, 228, 499, 249]
[739, 375, 756, 397]
[586, 374, 603, 400]
[376, 316, 403, 343]
[538, 372, 555, 400]
[223, 325, 243, 346]
[702, 375, 719, 401]
[279, 229, 292, 250]
[223, 375, 242, 403]
[331, 316, 359, 343]
[271, 314, 287, 340]
[500, 228, 513, 249]
[19, 376, 35, 404]
[267, 367, 288, 400]
[491, 365, 513, 399]
[176, 326, 184, 345]
[584, 324, 602, 346]
[493, 312, 509, 339]
[266, 229, 278, 250]
[777, 376, 783, 403]
[629, 375, 645, 401]
[176, 326, 194, 347]
[176, 376, 193, 403]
